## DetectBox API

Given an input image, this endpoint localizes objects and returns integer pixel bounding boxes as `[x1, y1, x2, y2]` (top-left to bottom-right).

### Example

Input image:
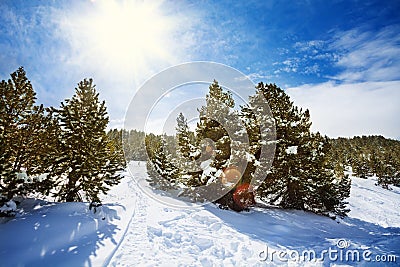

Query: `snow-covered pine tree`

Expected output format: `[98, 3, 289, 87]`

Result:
[300, 132, 350, 217]
[22, 105, 62, 197]
[145, 134, 179, 190]
[145, 133, 162, 182]
[0, 67, 58, 206]
[176, 113, 192, 158]
[254, 83, 350, 217]
[196, 80, 235, 176]
[56, 79, 123, 203]
[175, 112, 200, 187]
[352, 152, 370, 178]
[254, 83, 309, 209]
[239, 88, 276, 189]
[376, 149, 399, 189]
[195, 80, 251, 210]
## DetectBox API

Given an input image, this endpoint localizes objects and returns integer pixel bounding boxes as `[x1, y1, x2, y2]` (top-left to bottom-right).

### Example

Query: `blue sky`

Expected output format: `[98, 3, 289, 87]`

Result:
[1, 0, 399, 138]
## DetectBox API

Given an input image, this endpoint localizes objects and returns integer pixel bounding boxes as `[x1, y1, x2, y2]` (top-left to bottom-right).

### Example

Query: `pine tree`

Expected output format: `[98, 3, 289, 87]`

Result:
[254, 83, 349, 217]
[352, 151, 369, 178]
[0, 67, 58, 205]
[22, 105, 62, 197]
[56, 79, 122, 203]
[145, 134, 179, 190]
[255, 83, 311, 209]
[176, 113, 193, 159]
[302, 133, 350, 217]
[174, 81, 274, 210]
[377, 149, 397, 189]
[175, 113, 200, 186]
[194, 80, 252, 209]
[196, 80, 235, 170]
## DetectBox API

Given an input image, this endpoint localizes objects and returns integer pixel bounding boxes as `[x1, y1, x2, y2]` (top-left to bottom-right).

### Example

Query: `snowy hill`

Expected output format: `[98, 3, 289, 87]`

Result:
[0, 162, 399, 266]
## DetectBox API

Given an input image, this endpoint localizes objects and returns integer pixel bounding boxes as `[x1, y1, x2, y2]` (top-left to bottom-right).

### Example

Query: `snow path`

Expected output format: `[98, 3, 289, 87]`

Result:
[107, 163, 269, 267]
[107, 190, 156, 266]
[102, 185, 138, 267]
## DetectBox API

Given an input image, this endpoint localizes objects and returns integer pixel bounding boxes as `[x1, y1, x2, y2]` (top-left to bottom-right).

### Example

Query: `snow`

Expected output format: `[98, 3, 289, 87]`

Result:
[200, 159, 213, 170]
[16, 172, 30, 183]
[285, 146, 298, 155]
[346, 173, 400, 228]
[0, 162, 399, 266]
[0, 200, 17, 213]
[34, 173, 49, 182]
[246, 152, 255, 162]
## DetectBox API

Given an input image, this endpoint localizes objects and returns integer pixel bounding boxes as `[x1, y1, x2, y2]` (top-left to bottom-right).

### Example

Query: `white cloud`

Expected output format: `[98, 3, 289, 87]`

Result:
[274, 26, 400, 82]
[286, 81, 400, 139]
[281, 27, 400, 140]
[304, 64, 320, 75]
[293, 40, 325, 52]
[330, 26, 400, 82]
[273, 58, 300, 74]
[273, 40, 336, 77]
[244, 71, 273, 82]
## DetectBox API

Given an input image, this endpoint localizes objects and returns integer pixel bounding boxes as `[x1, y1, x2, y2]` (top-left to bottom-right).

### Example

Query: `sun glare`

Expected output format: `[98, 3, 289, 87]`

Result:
[67, 0, 179, 79]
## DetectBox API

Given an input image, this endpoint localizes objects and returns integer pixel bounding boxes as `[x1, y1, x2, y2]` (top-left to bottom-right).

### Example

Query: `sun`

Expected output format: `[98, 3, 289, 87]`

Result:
[64, 0, 180, 80]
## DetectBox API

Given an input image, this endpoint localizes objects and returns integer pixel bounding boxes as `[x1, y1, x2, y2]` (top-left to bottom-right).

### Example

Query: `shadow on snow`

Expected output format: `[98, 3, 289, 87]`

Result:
[0, 199, 123, 267]
[205, 205, 400, 266]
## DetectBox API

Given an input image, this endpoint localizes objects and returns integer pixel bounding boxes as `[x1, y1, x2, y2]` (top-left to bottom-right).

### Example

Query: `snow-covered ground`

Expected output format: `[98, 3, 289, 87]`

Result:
[0, 162, 399, 266]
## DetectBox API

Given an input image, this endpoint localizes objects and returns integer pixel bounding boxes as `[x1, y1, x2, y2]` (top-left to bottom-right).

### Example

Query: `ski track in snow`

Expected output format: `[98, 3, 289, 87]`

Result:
[102, 184, 137, 267]
[107, 190, 155, 266]
[105, 162, 271, 267]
